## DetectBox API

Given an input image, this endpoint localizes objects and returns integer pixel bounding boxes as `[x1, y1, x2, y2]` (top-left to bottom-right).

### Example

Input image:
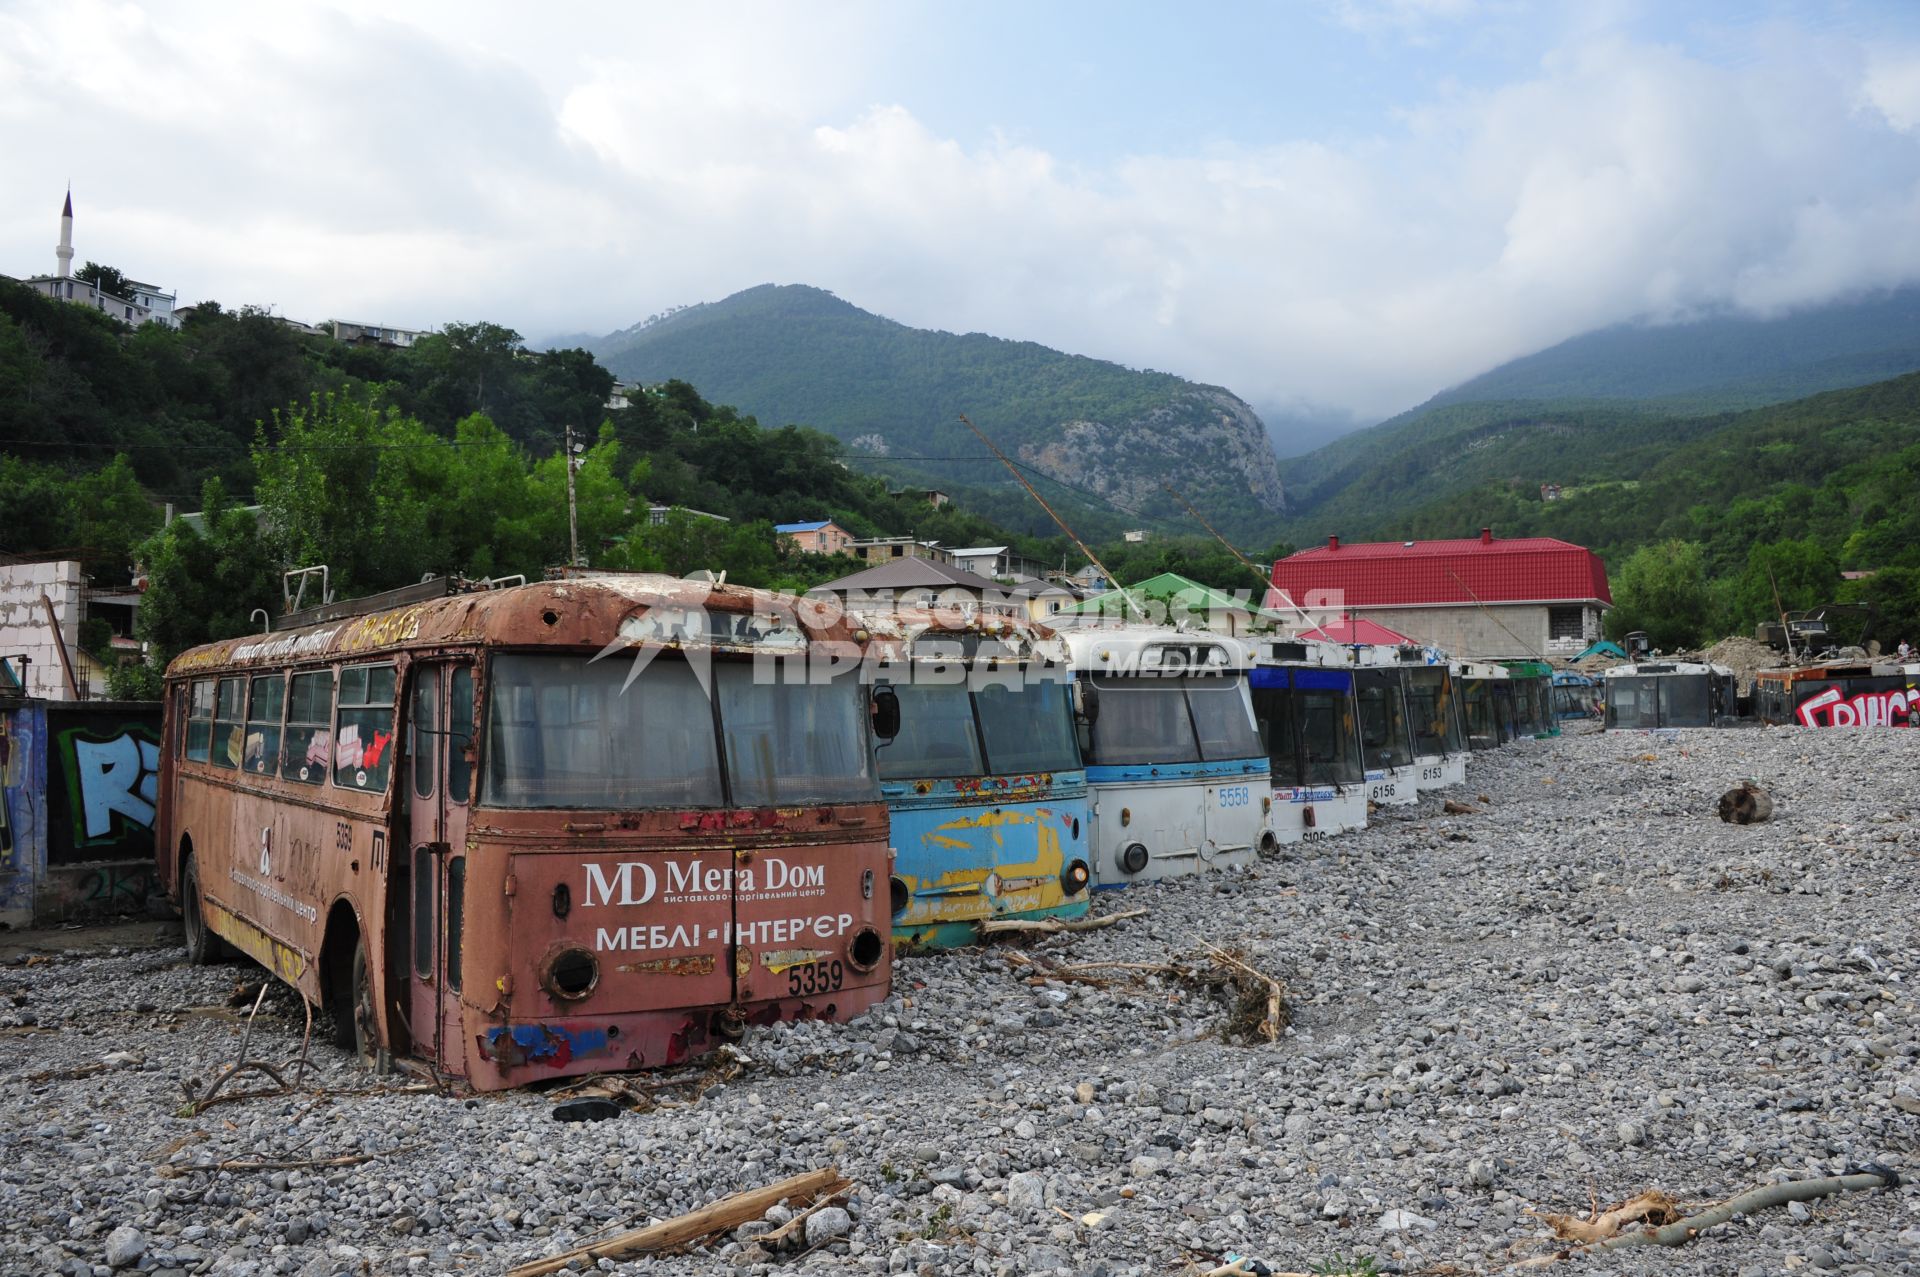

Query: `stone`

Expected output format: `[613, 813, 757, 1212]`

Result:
[102, 1227, 145, 1269]
[1007, 1172, 1047, 1214]
[803, 1206, 852, 1247]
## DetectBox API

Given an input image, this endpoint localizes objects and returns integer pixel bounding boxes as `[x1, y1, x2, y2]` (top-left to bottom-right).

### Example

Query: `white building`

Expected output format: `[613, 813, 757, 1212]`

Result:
[17, 193, 179, 329]
[0, 560, 143, 701]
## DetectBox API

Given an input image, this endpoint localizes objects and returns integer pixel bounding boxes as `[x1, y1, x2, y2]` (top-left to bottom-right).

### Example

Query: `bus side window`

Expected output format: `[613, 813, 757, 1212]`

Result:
[283, 670, 333, 785]
[335, 664, 398, 791]
[185, 679, 215, 762]
[448, 667, 474, 804]
[211, 678, 245, 770]
[245, 674, 285, 777]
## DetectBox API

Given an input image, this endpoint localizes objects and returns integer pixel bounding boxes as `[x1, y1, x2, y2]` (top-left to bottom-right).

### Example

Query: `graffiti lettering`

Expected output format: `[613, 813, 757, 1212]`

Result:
[1795, 686, 1919, 728]
[79, 862, 153, 906]
[71, 733, 160, 840]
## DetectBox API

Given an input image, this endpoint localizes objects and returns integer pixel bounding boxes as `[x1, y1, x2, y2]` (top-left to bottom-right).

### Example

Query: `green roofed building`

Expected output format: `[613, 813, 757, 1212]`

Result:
[1056, 571, 1287, 635]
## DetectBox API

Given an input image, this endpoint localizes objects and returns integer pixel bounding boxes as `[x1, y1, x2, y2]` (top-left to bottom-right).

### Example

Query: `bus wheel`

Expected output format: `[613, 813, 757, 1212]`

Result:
[181, 856, 219, 966]
[347, 944, 378, 1065]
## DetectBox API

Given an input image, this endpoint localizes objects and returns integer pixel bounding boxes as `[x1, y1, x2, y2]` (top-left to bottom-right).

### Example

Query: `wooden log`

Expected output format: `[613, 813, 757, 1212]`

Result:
[979, 907, 1147, 936]
[505, 1166, 843, 1276]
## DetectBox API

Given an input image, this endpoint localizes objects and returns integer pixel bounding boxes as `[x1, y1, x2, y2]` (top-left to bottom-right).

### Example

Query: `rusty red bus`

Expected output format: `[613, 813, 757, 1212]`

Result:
[158, 575, 897, 1089]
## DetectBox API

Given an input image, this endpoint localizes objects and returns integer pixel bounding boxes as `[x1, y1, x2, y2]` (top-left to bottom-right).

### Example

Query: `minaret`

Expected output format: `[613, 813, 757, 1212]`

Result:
[55, 190, 74, 278]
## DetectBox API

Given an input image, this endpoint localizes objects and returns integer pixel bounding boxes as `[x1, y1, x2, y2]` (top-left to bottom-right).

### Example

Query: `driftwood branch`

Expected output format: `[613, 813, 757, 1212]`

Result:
[747, 1176, 855, 1251]
[156, 1143, 416, 1179]
[506, 1166, 844, 1277]
[1515, 1168, 1900, 1266]
[980, 907, 1146, 936]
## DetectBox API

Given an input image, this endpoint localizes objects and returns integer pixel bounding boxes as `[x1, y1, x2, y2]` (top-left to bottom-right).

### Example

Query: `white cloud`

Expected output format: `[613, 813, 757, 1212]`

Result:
[4, 1, 1920, 423]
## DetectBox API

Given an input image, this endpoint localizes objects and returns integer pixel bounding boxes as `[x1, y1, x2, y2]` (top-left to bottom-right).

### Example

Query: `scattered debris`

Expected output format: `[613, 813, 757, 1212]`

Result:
[980, 907, 1147, 937]
[1515, 1168, 1901, 1265]
[550, 1096, 621, 1123]
[1195, 942, 1290, 1044]
[506, 1166, 847, 1276]
[1718, 782, 1774, 824]
[1530, 1189, 1681, 1243]
[1443, 799, 1481, 815]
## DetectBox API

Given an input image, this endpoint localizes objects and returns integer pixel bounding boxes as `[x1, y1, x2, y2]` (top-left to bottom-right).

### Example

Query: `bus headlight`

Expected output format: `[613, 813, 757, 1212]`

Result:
[541, 947, 599, 1001]
[847, 926, 885, 972]
[1060, 859, 1091, 894]
[1119, 843, 1149, 875]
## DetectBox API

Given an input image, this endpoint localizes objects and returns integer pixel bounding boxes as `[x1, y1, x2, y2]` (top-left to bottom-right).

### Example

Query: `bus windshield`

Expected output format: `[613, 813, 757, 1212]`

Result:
[486, 654, 722, 807]
[1087, 680, 1197, 766]
[877, 677, 1081, 779]
[1355, 669, 1413, 768]
[875, 682, 985, 780]
[484, 654, 877, 809]
[973, 678, 1080, 774]
[1405, 667, 1465, 756]
[1086, 675, 1256, 767]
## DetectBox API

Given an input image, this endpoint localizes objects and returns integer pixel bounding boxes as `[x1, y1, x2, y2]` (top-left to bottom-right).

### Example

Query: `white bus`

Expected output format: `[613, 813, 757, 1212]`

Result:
[1249, 636, 1368, 839]
[1059, 628, 1274, 887]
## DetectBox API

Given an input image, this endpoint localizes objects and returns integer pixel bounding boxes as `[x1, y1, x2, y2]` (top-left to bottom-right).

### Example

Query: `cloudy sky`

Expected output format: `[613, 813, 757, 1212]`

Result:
[6, 0, 1920, 426]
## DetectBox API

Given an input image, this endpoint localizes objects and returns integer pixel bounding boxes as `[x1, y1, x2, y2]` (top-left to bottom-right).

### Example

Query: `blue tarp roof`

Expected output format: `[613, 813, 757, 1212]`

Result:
[775, 520, 834, 533]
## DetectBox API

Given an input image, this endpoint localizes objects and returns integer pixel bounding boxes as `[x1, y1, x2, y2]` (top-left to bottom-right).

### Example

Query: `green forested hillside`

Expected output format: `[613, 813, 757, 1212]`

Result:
[589, 284, 1287, 540]
[1327, 375, 1920, 646]
[1283, 286, 1920, 507]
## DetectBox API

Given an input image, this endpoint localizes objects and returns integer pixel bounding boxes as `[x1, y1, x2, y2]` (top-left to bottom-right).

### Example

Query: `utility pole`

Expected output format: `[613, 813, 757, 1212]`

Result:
[564, 423, 582, 568]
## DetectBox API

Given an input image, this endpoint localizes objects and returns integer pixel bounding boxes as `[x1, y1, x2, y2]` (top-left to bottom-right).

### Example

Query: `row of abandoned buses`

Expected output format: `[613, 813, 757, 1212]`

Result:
[1600, 660, 1919, 729]
[152, 574, 1567, 1090]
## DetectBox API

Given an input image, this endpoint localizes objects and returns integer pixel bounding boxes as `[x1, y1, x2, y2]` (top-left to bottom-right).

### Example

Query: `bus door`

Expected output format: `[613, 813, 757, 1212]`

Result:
[401, 661, 474, 1073]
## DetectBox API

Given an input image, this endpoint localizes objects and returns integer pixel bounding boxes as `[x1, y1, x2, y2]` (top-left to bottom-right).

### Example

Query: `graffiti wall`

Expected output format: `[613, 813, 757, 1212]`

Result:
[1, 703, 44, 924]
[0, 699, 163, 925]
[1792, 680, 1918, 728]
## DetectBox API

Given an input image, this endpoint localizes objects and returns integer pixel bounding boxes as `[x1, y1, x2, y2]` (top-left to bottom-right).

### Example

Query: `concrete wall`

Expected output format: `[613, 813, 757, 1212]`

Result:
[1346, 603, 1604, 659]
[0, 560, 105, 700]
[0, 698, 163, 927]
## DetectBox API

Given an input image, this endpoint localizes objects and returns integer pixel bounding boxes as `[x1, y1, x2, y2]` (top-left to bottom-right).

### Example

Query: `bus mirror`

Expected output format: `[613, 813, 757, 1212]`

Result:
[872, 686, 901, 741]
[1078, 684, 1100, 725]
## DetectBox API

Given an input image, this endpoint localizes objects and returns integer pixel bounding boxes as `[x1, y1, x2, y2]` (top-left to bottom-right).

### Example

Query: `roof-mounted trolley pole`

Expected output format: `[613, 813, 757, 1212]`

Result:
[1160, 481, 1317, 629]
[956, 413, 1144, 621]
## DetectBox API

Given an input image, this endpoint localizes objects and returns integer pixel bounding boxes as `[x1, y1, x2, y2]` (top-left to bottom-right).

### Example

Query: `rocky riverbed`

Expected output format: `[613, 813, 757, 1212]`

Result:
[3, 725, 1917, 1277]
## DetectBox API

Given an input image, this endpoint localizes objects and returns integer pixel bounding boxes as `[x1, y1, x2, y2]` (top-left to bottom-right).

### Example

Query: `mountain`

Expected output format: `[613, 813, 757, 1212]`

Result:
[586, 284, 1286, 538]
[1428, 286, 1920, 411]
[1283, 286, 1920, 524]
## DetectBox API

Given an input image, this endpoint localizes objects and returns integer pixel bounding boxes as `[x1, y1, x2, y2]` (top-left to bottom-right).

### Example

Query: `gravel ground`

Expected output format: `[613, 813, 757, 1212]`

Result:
[3, 724, 1917, 1277]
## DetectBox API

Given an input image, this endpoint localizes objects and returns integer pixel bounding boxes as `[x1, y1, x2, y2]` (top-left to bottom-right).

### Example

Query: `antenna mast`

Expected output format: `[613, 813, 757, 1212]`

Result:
[565, 423, 582, 568]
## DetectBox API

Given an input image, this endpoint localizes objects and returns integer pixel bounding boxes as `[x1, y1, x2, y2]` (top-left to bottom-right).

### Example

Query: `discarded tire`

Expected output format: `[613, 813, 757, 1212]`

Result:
[1718, 783, 1774, 824]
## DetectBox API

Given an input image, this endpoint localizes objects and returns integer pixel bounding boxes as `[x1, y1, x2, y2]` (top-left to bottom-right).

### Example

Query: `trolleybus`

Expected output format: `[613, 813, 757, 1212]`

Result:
[1497, 660, 1559, 739]
[159, 574, 899, 1090]
[1602, 662, 1740, 729]
[861, 611, 1092, 948]
[1402, 655, 1469, 790]
[1456, 660, 1516, 750]
[1058, 627, 1273, 887]
[1353, 646, 1420, 806]
[1754, 663, 1914, 727]
[1250, 637, 1368, 839]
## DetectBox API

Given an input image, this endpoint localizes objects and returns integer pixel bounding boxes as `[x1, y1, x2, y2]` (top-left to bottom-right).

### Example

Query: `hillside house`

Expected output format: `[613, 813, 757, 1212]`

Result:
[775, 520, 854, 555]
[848, 537, 954, 566]
[814, 558, 1028, 618]
[949, 546, 1048, 581]
[1267, 528, 1612, 659]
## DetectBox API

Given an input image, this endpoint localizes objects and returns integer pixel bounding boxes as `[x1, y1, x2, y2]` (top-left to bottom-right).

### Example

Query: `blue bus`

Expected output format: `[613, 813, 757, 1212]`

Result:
[1250, 637, 1368, 839]
[866, 616, 1093, 948]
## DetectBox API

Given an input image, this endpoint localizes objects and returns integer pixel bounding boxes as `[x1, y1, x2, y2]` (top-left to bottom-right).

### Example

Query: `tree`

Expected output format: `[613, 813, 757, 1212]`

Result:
[75, 261, 132, 300]
[1605, 540, 1718, 651]
[1730, 539, 1839, 633]
[131, 478, 280, 671]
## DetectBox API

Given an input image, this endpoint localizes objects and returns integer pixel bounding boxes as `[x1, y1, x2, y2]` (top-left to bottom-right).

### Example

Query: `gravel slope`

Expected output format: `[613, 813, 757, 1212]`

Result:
[3, 724, 1916, 1277]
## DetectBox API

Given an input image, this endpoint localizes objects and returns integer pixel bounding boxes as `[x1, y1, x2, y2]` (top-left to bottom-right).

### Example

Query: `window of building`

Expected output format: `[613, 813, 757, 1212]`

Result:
[1548, 605, 1585, 641]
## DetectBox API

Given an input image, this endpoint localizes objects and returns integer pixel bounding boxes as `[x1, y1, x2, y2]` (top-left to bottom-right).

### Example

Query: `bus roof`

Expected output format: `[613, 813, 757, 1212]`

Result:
[1603, 662, 1732, 678]
[1754, 662, 1897, 684]
[165, 574, 863, 679]
[1057, 626, 1256, 673]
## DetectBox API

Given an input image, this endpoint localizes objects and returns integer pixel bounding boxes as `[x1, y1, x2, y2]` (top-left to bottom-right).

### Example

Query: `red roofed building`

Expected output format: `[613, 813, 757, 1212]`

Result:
[1268, 527, 1612, 659]
[1295, 616, 1419, 646]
